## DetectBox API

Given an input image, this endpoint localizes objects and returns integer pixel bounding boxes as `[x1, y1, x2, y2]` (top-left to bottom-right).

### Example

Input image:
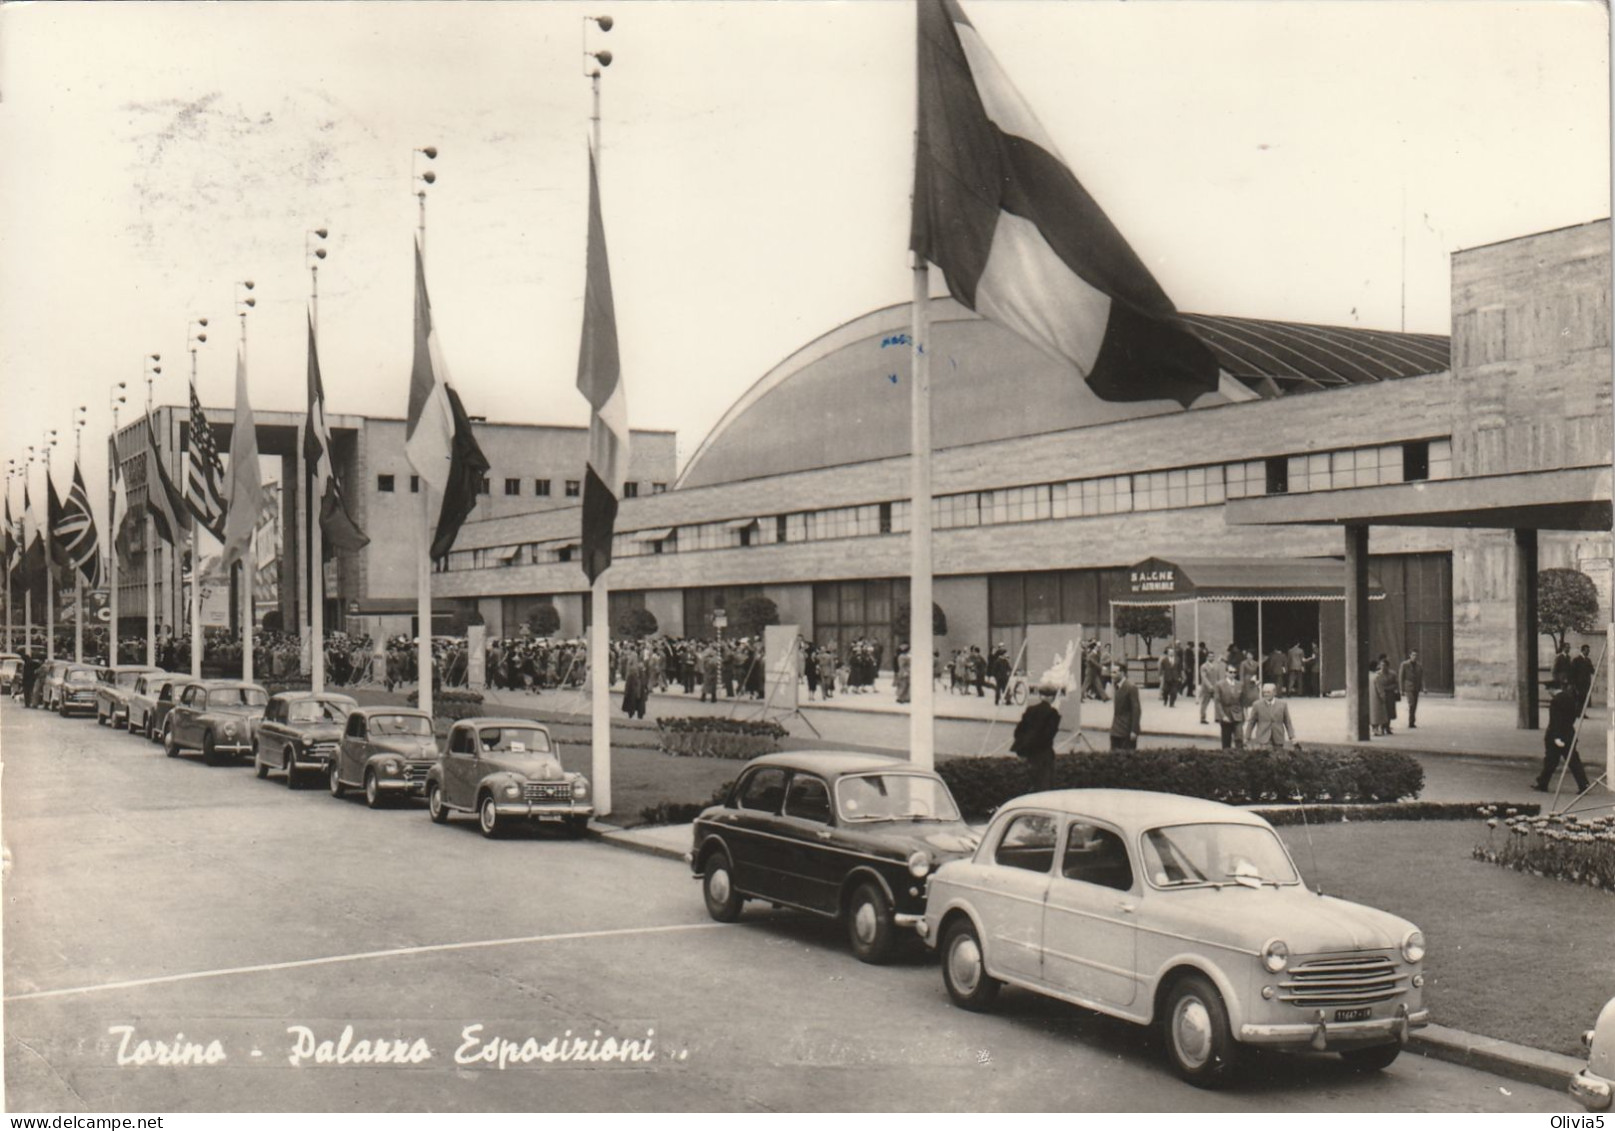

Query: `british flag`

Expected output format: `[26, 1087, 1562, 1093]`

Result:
[186, 381, 228, 540]
[52, 460, 101, 585]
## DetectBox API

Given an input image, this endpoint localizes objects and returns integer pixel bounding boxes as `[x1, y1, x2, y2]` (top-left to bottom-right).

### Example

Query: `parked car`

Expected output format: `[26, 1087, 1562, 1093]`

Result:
[326, 705, 436, 807]
[96, 665, 165, 728]
[425, 718, 591, 838]
[163, 679, 269, 764]
[31, 660, 70, 709]
[56, 665, 104, 717]
[922, 789, 1429, 1087]
[689, 751, 980, 963]
[0, 652, 22, 694]
[253, 692, 358, 788]
[1571, 995, 1615, 1111]
[131, 674, 197, 741]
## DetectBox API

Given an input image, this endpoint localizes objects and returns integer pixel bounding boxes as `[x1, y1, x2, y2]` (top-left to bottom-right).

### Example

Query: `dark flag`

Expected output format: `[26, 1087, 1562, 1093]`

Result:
[911, 0, 1219, 407]
[576, 145, 628, 584]
[185, 381, 228, 540]
[53, 461, 101, 586]
[304, 314, 370, 557]
[20, 479, 43, 587]
[46, 468, 67, 572]
[144, 414, 192, 546]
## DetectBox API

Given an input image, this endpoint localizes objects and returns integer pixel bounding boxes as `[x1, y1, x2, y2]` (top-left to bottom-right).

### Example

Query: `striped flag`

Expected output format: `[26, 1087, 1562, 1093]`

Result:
[3, 494, 16, 583]
[52, 461, 101, 585]
[911, 0, 1220, 408]
[20, 479, 43, 585]
[186, 380, 228, 540]
[576, 145, 628, 584]
[144, 414, 191, 546]
[219, 341, 261, 570]
[110, 458, 135, 568]
[304, 313, 369, 556]
[46, 467, 67, 571]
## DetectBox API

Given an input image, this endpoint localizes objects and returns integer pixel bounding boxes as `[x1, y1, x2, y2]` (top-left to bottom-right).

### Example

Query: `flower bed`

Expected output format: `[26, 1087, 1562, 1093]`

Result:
[656, 717, 787, 760]
[639, 782, 737, 826]
[1473, 805, 1615, 892]
[1256, 800, 1539, 826]
[406, 688, 485, 721]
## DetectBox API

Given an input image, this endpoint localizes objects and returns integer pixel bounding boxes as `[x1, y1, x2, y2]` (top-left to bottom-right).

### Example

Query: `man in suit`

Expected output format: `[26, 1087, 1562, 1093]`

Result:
[1245, 683, 1296, 748]
[1158, 647, 1179, 707]
[1213, 666, 1246, 749]
[1012, 685, 1062, 793]
[1197, 652, 1220, 724]
[1398, 649, 1424, 729]
[1109, 662, 1141, 751]
[1534, 681, 1591, 793]
[1570, 644, 1595, 705]
[1238, 650, 1261, 708]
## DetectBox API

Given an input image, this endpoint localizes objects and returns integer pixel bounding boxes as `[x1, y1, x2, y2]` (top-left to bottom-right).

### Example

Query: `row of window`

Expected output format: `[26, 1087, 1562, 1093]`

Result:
[442, 438, 1452, 572]
[376, 475, 667, 498]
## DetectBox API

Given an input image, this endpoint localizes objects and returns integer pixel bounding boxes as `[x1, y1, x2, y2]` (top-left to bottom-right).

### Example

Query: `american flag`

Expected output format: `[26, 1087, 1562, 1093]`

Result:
[52, 460, 101, 585]
[186, 382, 228, 540]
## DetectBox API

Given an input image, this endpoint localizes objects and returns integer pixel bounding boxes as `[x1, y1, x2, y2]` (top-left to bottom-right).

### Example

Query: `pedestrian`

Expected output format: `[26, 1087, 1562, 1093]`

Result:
[1197, 651, 1219, 724]
[894, 644, 912, 704]
[1303, 641, 1319, 697]
[1011, 685, 1062, 793]
[1398, 649, 1423, 729]
[1534, 681, 1591, 793]
[1286, 641, 1305, 697]
[1244, 683, 1296, 748]
[699, 645, 720, 704]
[1571, 644, 1595, 704]
[1109, 662, 1141, 751]
[968, 645, 986, 698]
[1369, 659, 1390, 736]
[989, 644, 1012, 705]
[1213, 665, 1245, 749]
[1551, 642, 1572, 690]
[1158, 647, 1179, 707]
[1239, 650, 1261, 708]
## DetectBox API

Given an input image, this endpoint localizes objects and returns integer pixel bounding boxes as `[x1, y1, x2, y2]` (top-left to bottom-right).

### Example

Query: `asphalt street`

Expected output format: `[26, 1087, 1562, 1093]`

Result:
[1, 701, 1579, 1113]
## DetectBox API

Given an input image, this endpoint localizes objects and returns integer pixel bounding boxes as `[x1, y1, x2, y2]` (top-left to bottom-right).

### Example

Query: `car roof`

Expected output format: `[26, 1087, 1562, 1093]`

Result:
[352, 705, 431, 718]
[747, 750, 922, 777]
[997, 789, 1272, 831]
[200, 680, 268, 691]
[273, 691, 358, 702]
[108, 665, 164, 674]
[460, 717, 552, 729]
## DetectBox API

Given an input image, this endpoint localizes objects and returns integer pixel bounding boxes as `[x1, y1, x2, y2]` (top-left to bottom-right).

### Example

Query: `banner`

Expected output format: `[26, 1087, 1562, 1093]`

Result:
[763, 624, 800, 711]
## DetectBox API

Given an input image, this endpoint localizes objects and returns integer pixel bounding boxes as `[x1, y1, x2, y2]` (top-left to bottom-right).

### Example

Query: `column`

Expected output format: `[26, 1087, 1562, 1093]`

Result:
[1344, 524, 1370, 742]
[1514, 528, 1539, 730]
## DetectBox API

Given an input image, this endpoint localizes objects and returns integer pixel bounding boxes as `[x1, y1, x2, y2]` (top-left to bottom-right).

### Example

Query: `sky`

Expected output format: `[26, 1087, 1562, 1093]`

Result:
[0, 0, 1608, 528]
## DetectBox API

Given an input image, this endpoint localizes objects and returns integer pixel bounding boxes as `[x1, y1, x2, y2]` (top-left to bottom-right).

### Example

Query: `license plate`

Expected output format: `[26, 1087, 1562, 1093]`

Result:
[537, 813, 564, 822]
[1334, 1008, 1371, 1023]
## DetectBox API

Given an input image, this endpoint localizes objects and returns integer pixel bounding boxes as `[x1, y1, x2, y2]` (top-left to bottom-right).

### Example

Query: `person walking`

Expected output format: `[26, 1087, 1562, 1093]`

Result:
[1011, 685, 1062, 793]
[1534, 680, 1591, 793]
[989, 644, 1012, 706]
[1238, 650, 1261, 708]
[1213, 666, 1245, 749]
[1369, 659, 1389, 735]
[1398, 649, 1424, 729]
[894, 644, 912, 704]
[1158, 647, 1179, 708]
[1245, 683, 1296, 748]
[1197, 651, 1219, 724]
[1286, 641, 1305, 697]
[1570, 644, 1595, 705]
[1109, 662, 1141, 751]
[699, 644, 721, 704]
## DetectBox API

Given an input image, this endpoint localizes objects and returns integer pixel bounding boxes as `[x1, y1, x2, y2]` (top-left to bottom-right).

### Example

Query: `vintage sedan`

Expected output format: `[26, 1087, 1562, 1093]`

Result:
[1572, 995, 1615, 1111]
[163, 679, 269, 764]
[95, 665, 165, 728]
[922, 789, 1429, 1087]
[425, 718, 592, 837]
[132, 674, 197, 741]
[55, 665, 104, 717]
[253, 692, 358, 788]
[31, 660, 70, 709]
[690, 752, 979, 963]
[328, 706, 438, 808]
[0, 652, 21, 695]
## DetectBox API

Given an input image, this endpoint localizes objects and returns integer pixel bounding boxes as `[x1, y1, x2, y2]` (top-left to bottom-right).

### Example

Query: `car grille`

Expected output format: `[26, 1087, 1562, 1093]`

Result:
[1278, 955, 1405, 1006]
[523, 782, 573, 803]
[307, 742, 337, 758]
[404, 762, 433, 784]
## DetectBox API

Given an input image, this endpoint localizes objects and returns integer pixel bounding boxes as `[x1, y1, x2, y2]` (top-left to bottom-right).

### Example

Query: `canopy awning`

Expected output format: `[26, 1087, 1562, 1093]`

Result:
[725, 517, 759, 531]
[495, 545, 523, 563]
[1115, 556, 1384, 605]
[631, 528, 675, 543]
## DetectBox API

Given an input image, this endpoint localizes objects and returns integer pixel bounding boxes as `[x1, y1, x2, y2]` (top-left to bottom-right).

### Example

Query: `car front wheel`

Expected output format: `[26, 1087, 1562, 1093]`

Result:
[428, 783, 449, 824]
[846, 881, 896, 964]
[701, 850, 743, 922]
[941, 918, 1001, 1012]
[364, 770, 384, 809]
[284, 749, 300, 789]
[254, 741, 269, 779]
[1161, 973, 1240, 1088]
[1339, 1043, 1402, 1072]
[163, 723, 180, 758]
[201, 732, 221, 767]
[478, 795, 503, 839]
[329, 762, 345, 798]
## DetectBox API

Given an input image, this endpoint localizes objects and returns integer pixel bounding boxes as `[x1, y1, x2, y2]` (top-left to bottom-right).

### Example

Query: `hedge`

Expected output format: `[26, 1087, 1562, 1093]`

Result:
[657, 716, 787, 760]
[937, 745, 1424, 821]
[639, 782, 737, 827]
[406, 688, 485, 721]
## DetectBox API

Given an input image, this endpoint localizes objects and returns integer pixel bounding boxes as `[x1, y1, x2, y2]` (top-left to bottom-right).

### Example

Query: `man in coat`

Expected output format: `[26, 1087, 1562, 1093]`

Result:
[989, 644, 1013, 706]
[1213, 666, 1246, 750]
[1109, 662, 1141, 751]
[1158, 647, 1179, 707]
[1012, 685, 1062, 793]
[1244, 683, 1296, 748]
[1570, 644, 1595, 705]
[1398, 649, 1424, 729]
[1534, 681, 1591, 793]
[1197, 652, 1220, 724]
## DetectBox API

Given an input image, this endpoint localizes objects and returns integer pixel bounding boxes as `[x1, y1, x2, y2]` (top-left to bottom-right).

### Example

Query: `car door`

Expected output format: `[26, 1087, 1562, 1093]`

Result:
[443, 725, 478, 808]
[339, 712, 367, 784]
[174, 685, 203, 746]
[776, 772, 840, 914]
[1041, 817, 1140, 1007]
[981, 811, 1059, 984]
[725, 766, 791, 900]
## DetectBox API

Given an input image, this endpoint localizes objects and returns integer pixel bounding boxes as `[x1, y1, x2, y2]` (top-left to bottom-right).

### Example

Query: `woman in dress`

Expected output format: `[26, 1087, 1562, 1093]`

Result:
[1369, 660, 1389, 735]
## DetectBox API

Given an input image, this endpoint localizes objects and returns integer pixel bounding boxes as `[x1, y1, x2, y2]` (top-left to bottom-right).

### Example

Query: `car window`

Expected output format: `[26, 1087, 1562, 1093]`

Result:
[1140, 822, 1300, 889]
[346, 714, 367, 739]
[476, 727, 552, 754]
[289, 700, 348, 724]
[836, 772, 961, 823]
[737, 767, 788, 814]
[995, 813, 1058, 874]
[1060, 821, 1135, 891]
[449, 728, 474, 756]
[784, 774, 832, 824]
[370, 714, 433, 737]
[181, 686, 201, 707]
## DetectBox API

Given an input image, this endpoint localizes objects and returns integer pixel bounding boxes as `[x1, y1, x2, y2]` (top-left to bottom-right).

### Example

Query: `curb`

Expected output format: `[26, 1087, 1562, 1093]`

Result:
[584, 820, 690, 864]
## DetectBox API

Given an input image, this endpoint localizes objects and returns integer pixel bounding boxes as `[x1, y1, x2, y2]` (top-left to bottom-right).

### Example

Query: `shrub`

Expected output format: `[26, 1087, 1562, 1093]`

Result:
[937, 744, 1425, 821]
[1474, 806, 1615, 893]
[1114, 606, 1173, 654]
[731, 596, 780, 641]
[526, 603, 561, 638]
[614, 607, 659, 640]
[638, 781, 736, 827]
[656, 716, 787, 759]
[1539, 568, 1600, 652]
[1256, 801, 1540, 826]
[406, 687, 486, 721]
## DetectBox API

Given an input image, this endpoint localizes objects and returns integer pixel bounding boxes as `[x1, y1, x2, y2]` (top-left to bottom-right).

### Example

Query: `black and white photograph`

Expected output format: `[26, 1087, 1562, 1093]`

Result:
[0, 0, 1610, 1117]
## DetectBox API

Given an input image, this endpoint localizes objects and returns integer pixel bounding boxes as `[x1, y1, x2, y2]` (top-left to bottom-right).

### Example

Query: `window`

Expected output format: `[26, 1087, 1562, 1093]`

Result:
[1060, 822, 1135, 891]
[504, 478, 521, 496]
[995, 812, 1058, 873]
[409, 475, 420, 494]
[624, 481, 639, 498]
[879, 501, 893, 534]
[1403, 440, 1430, 482]
[345, 713, 365, 739]
[784, 774, 832, 824]
[738, 523, 753, 548]
[651, 482, 667, 494]
[1428, 438, 1453, 480]
[565, 480, 581, 498]
[377, 474, 395, 493]
[477, 476, 491, 496]
[535, 478, 552, 497]
[1264, 456, 1288, 495]
[776, 514, 789, 543]
[737, 767, 788, 813]
[449, 727, 474, 756]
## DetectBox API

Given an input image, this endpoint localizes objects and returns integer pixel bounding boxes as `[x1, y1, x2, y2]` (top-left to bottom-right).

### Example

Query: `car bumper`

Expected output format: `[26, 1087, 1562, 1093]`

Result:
[213, 741, 253, 755]
[62, 700, 97, 714]
[1571, 1070, 1613, 1112]
[373, 777, 428, 794]
[289, 751, 337, 772]
[490, 802, 595, 822]
[1239, 1005, 1429, 1049]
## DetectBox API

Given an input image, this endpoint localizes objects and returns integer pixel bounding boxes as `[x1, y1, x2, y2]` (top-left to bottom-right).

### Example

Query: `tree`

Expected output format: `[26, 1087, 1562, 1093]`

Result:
[525, 603, 561, 638]
[1539, 568, 1600, 651]
[614, 606, 659, 640]
[893, 601, 948, 643]
[1114, 605, 1173, 654]
[731, 595, 779, 640]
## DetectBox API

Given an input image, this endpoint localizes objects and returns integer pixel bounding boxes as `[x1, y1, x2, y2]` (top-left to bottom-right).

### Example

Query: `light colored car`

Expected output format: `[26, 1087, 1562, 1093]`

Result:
[163, 680, 269, 764]
[95, 665, 165, 728]
[328, 706, 437, 807]
[253, 692, 358, 789]
[0, 652, 21, 694]
[1571, 996, 1615, 1111]
[425, 718, 592, 838]
[56, 665, 103, 717]
[922, 789, 1428, 1087]
[131, 674, 197, 741]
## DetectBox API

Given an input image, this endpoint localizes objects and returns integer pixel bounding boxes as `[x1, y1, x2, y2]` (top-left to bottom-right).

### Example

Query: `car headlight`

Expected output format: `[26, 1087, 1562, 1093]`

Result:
[224, 722, 238, 738]
[383, 759, 401, 775]
[1401, 929, 1426, 964]
[572, 779, 590, 799]
[503, 783, 521, 799]
[907, 850, 932, 879]
[1262, 938, 1290, 973]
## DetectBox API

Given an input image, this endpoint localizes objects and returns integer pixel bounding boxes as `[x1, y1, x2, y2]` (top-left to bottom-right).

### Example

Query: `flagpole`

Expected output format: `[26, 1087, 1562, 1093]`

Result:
[236, 290, 255, 686]
[72, 408, 85, 663]
[4, 464, 12, 654]
[585, 13, 613, 817]
[309, 229, 327, 696]
[42, 431, 57, 661]
[909, 254, 935, 771]
[109, 385, 126, 664]
[188, 348, 204, 679]
[416, 161, 434, 716]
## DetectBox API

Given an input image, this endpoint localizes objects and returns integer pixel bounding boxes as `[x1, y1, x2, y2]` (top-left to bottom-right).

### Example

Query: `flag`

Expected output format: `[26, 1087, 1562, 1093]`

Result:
[910, 0, 1219, 408]
[3, 494, 16, 583]
[220, 341, 262, 570]
[576, 145, 629, 584]
[20, 479, 43, 585]
[407, 238, 489, 559]
[144, 413, 191, 546]
[111, 460, 135, 569]
[53, 461, 101, 586]
[45, 467, 67, 572]
[186, 379, 228, 540]
[304, 313, 370, 557]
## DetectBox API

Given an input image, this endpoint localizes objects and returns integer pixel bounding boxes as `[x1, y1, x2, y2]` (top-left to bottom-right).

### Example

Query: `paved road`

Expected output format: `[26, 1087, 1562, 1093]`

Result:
[1, 702, 1577, 1113]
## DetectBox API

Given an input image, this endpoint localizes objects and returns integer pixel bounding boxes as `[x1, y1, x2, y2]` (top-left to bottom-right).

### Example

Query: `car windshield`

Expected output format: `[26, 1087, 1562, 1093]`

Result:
[835, 772, 961, 823]
[370, 714, 433, 737]
[115, 671, 151, 689]
[67, 670, 100, 685]
[475, 727, 553, 755]
[287, 699, 352, 724]
[208, 688, 269, 709]
[1141, 822, 1300, 889]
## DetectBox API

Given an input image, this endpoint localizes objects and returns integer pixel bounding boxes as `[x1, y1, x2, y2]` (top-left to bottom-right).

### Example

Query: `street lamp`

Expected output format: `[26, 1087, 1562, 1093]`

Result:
[412, 147, 437, 242]
[143, 354, 162, 411]
[583, 14, 613, 76]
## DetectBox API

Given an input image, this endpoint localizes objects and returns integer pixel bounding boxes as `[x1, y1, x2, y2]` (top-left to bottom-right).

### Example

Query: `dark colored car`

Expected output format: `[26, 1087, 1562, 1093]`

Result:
[133, 674, 199, 741]
[328, 706, 438, 808]
[253, 691, 359, 788]
[163, 679, 269, 764]
[96, 665, 165, 728]
[425, 718, 592, 838]
[56, 665, 103, 717]
[688, 751, 980, 963]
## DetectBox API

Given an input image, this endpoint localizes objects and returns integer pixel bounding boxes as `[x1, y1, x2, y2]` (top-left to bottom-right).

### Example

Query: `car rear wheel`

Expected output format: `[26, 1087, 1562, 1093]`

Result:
[428, 783, 449, 824]
[1339, 1043, 1402, 1072]
[1161, 973, 1240, 1088]
[701, 850, 743, 922]
[283, 749, 299, 789]
[478, 795, 503, 839]
[364, 770, 384, 809]
[254, 741, 269, 779]
[329, 762, 345, 798]
[846, 881, 896, 964]
[941, 918, 1001, 1012]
